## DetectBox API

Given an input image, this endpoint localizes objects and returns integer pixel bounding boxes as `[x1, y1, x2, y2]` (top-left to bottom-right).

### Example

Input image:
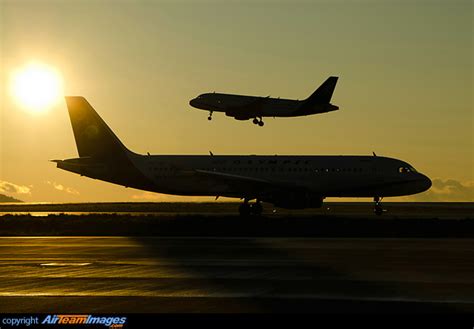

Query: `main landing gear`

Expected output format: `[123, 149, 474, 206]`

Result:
[374, 196, 385, 216]
[238, 199, 263, 216]
[208, 111, 213, 121]
[252, 117, 264, 127]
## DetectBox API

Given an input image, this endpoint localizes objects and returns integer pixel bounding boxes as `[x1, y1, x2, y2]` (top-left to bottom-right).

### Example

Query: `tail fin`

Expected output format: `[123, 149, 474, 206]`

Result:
[64, 97, 133, 161]
[305, 76, 338, 104]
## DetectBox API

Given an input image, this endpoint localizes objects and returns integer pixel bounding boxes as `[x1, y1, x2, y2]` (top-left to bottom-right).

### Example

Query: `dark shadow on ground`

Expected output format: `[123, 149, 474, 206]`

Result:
[129, 236, 470, 313]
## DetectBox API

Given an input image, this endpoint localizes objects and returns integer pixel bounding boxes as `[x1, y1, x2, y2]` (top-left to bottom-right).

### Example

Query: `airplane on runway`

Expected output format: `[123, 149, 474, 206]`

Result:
[189, 76, 340, 126]
[53, 97, 431, 216]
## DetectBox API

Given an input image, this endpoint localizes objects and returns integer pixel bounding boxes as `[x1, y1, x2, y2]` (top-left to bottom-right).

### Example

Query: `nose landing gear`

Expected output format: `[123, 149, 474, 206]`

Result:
[252, 117, 264, 127]
[374, 196, 385, 216]
[208, 111, 213, 121]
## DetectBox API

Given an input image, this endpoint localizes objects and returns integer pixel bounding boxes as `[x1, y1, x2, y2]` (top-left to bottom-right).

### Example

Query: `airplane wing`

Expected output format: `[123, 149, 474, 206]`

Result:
[224, 96, 269, 119]
[192, 169, 308, 199]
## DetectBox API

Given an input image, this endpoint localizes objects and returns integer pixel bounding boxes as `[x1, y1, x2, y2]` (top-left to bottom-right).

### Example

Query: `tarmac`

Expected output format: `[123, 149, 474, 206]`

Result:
[0, 236, 473, 313]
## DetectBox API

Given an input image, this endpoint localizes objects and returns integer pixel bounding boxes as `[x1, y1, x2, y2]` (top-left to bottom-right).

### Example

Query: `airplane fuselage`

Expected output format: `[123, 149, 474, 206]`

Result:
[57, 154, 431, 208]
[190, 94, 338, 120]
[189, 77, 340, 124]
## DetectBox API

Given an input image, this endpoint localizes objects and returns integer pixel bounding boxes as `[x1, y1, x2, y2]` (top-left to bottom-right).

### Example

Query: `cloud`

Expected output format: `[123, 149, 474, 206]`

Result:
[46, 181, 80, 195]
[409, 178, 474, 202]
[0, 180, 31, 194]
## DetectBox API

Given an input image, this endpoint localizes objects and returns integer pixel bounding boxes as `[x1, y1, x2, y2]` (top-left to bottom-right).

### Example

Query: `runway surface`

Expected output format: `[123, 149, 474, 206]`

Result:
[0, 202, 472, 220]
[0, 236, 474, 313]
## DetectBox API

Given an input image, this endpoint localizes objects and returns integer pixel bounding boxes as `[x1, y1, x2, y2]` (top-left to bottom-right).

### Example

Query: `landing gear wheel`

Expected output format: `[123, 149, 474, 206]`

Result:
[250, 202, 263, 216]
[373, 196, 385, 216]
[374, 206, 383, 216]
[258, 121, 264, 127]
[239, 202, 251, 216]
[252, 118, 259, 125]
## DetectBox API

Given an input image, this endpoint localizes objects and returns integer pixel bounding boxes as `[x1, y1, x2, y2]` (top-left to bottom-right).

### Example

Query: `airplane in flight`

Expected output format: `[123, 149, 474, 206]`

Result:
[189, 76, 340, 126]
[53, 97, 431, 216]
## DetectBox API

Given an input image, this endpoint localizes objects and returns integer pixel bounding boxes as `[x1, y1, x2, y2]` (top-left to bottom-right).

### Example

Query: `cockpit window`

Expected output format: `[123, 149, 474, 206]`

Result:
[398, 166, 416, 174]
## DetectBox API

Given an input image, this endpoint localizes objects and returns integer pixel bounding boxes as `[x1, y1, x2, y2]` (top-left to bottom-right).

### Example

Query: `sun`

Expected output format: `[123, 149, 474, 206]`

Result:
[10, 62, 63, 113]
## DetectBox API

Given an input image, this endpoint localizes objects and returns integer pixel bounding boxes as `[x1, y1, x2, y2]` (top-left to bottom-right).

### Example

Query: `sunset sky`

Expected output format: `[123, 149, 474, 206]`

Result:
[0, 0, 472, 203]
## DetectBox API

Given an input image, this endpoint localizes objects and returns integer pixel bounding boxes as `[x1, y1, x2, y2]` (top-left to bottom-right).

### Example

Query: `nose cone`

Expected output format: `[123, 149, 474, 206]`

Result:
[189, 98, 198, 108]
[417, 173, 432, 193]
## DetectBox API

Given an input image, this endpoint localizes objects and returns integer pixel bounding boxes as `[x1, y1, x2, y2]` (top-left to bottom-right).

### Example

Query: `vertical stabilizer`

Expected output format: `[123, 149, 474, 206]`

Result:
[64, 97, 133, 161]
[304, 76, 338, 104]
